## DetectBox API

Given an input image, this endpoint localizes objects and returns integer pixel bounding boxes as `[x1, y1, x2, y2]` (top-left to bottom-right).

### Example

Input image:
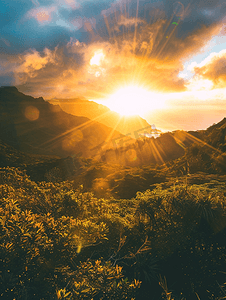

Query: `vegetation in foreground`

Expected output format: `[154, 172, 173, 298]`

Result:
[1, 167, 226, 299]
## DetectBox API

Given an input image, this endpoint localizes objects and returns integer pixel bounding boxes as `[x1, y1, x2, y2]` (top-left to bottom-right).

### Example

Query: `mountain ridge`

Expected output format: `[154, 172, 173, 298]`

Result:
[48, 97, 159, 139]
[1, 87, 225, 168]
[0, 86, 125, 158]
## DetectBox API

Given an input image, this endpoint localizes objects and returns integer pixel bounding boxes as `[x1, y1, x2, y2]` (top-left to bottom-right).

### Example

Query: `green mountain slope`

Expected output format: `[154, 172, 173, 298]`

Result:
[0, 87, 124, 158]
[166, 118, 226, 175]
[0, 139, 85, 181]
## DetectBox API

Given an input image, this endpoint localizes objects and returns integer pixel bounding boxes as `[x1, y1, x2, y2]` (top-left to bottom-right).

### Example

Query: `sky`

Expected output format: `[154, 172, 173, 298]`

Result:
[1, 0, 226, 131]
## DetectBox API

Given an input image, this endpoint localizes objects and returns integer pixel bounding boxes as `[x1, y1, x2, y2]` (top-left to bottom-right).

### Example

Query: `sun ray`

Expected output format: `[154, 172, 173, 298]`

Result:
[39, 104, 133, 160]
[91, 113, 127, 161]
[39, 111, 112, 148]
[149, 138, 165, 164]
[177, 131, 223, 155]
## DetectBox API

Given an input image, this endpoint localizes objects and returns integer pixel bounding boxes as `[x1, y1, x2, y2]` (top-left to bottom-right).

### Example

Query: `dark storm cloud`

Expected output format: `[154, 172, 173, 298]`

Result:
[0, 0, 116, 55]
[100, 0, 226, 44]
[5, 38, 99, 98]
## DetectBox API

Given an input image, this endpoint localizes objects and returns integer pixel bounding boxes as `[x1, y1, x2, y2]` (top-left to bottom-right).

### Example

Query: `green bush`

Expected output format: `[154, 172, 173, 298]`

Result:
[1, 167, 226, 299]
[0, 167, 139, 299]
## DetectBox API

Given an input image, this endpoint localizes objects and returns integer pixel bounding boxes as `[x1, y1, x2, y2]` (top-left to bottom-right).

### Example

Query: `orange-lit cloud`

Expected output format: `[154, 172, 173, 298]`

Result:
[11, 25, 221, 98]
[1, 0, 226, 133]
[28, 6, 57, 23]
[26, 1, 80, 28]
[190, 49, 226, 88]
[58, 0, 80, 10]
[14, 48, 57, 84]
[3, 0, 225, 101]
[113, 15, 145, 32]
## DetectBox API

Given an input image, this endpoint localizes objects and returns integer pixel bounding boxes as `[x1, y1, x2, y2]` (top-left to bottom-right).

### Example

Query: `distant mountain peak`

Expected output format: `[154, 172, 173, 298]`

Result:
[206, 117, 226, 131]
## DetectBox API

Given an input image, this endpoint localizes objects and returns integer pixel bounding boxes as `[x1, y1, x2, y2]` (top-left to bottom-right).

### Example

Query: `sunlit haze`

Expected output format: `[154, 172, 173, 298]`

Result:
[94, 85, 167, 116]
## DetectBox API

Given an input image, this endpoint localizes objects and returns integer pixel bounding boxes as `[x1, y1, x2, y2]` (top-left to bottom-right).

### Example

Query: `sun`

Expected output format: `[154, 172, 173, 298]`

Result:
[104, 85, 166, 116]
[90, 50, 105, 66]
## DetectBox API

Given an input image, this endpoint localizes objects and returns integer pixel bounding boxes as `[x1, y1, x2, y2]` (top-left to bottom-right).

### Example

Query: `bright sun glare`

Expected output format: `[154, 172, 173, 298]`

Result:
[90, 50, 105, 66]
[104, 86, 166, 116]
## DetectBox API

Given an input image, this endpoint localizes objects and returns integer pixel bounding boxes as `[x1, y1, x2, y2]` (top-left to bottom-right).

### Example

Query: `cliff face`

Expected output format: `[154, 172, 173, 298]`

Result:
[0, 87, 123, 158]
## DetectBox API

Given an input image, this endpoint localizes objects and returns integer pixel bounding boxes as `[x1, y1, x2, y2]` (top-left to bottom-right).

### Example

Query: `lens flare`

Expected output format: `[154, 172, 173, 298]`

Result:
[24, 106, 40, 121]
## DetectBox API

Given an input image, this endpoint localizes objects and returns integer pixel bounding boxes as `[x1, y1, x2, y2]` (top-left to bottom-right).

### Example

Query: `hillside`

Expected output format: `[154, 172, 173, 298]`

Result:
[98, 118, 226, 168]
[1, 115, 226, 300]
[48, 98, 159, 139]
[163, 118, 226, 176]
[0, 87, 125, 158]
[99, 130, 193, 166]
[199, 117, 226, 151]
[0, 139, 86, 182]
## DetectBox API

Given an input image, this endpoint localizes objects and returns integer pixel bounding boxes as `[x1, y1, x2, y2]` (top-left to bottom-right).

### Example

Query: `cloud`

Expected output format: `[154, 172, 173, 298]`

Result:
[14, 48, 58, 84]
[1, 0, 226, 99]
[69, 16, 97, 32]
[117, 16, 144, 27]
[11, 40, 89, 97]
[113, 15, 145, 32]
[190, 49, 226, 88]
[27, 6, 58, 23]
[26, 0, 81, 30]
[11, 33, 186, 99]
[10, 9, 224, 98]
[57, 0, 80, 10]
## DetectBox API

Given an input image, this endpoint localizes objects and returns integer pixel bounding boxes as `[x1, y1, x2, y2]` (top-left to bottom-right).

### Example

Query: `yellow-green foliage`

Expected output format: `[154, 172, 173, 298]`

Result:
[1, 167, 226, 299]
[0, 167, 139, 299]
[56, 260, 140, 299]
